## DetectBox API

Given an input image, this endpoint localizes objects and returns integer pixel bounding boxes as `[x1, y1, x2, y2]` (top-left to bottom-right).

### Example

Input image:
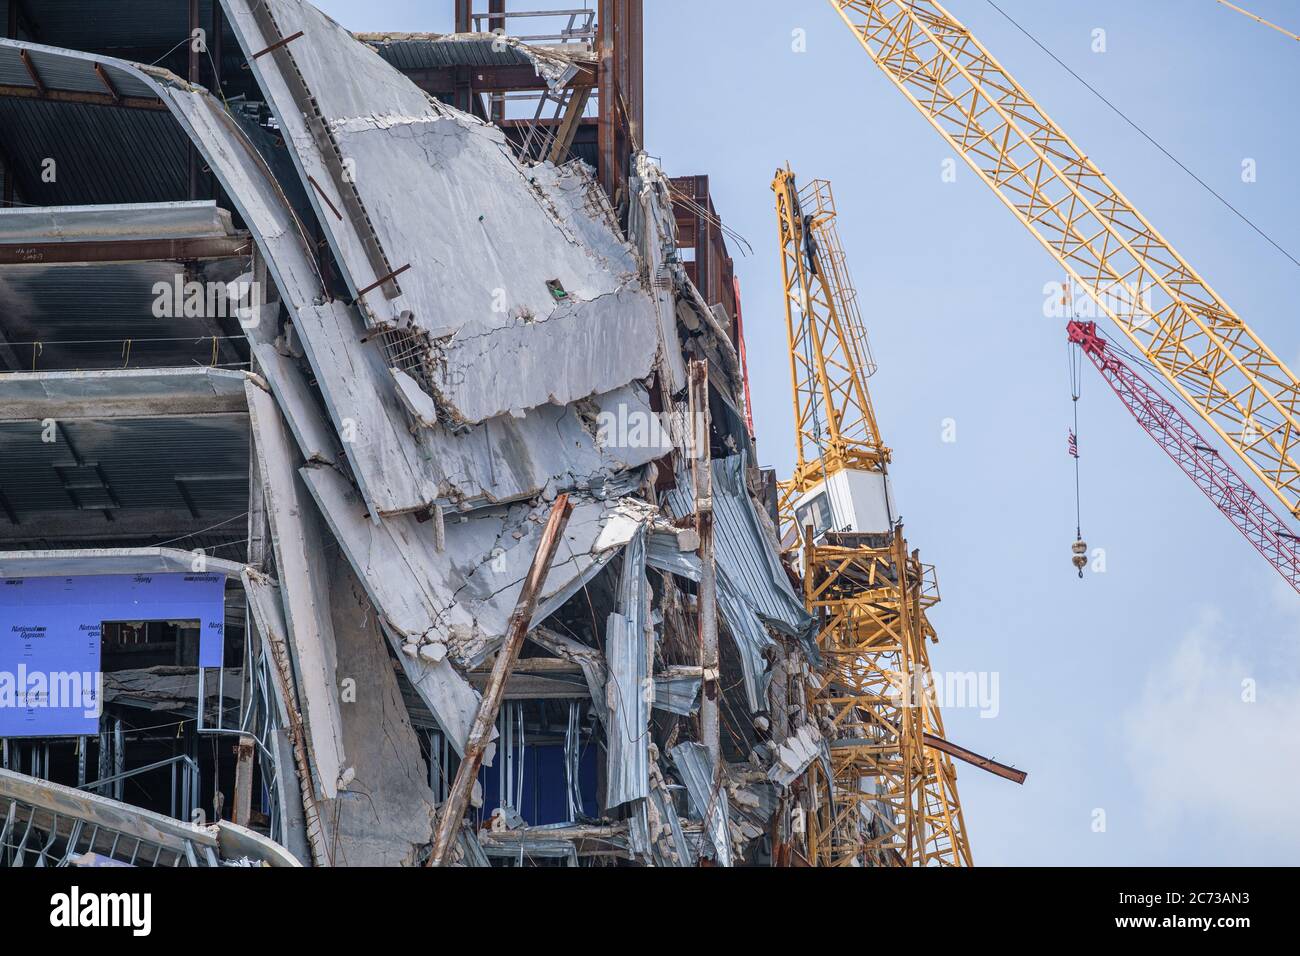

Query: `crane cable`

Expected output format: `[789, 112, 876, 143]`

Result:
[1065, 278, 1088, 578]
[984, 0, 1300, 270]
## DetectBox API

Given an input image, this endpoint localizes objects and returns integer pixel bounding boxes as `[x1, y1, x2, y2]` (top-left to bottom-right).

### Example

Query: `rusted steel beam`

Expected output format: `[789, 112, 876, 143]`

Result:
[489, 0, 505, 123]
[306, 175, 343, 220]
[92, 64, 121, 105]
[923, 733, 1027, 785]
[597, 0, 615, 199]
[0, 235, 250, 266]
[0, 83, 165, 110]
[426, 493, 575, 867]
[18, 49, 45, 96]
[355, 262, 411, 299]
[252, 29, 304, 61]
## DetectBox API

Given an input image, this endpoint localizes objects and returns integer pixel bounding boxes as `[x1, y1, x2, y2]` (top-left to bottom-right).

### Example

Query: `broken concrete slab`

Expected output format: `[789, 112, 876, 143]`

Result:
[431, 285, 659, 426]
[316, 550, 438, 866]
[0, 368, 250, 422]
[246, 380, 346, 799]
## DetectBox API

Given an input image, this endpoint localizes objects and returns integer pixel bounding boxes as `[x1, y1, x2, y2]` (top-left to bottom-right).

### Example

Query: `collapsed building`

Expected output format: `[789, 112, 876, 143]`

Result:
[0, 0, 825, 866]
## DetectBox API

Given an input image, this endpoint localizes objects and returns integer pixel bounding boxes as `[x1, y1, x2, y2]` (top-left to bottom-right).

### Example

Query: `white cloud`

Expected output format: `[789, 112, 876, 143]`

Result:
[1124, 607, 1300, 860]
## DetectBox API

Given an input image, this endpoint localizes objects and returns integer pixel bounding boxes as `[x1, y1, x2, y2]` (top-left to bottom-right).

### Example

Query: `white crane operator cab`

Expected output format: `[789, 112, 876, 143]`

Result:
[792, 467, 896, 542]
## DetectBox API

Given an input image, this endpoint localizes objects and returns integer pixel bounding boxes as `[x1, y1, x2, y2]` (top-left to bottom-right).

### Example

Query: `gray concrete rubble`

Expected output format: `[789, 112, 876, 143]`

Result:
[0, 0, 816, 867]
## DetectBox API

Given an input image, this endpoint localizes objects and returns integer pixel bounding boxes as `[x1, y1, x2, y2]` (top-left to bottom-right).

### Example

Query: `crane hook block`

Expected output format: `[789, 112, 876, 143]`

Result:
[1071, 538, 1088, 578]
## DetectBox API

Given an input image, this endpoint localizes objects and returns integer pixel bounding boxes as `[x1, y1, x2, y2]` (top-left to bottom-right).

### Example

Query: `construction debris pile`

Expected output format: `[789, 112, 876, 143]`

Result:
[0, 0, 826, 866]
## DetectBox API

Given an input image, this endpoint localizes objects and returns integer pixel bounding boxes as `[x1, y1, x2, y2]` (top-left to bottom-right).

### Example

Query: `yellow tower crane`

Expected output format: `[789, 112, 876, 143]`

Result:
[828, 0, 1300, 525]
[773, 166, 975, 866]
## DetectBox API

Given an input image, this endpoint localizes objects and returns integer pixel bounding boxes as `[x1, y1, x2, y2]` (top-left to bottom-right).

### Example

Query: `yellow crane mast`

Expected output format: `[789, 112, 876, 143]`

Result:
[776, 169, 887, 495]
[829, 0, 1300, 520]
[774, 167, 972, 866]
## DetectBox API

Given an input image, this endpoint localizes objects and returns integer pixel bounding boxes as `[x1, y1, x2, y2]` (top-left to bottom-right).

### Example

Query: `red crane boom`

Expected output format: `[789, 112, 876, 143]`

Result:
[1067, 320, 1300, 593]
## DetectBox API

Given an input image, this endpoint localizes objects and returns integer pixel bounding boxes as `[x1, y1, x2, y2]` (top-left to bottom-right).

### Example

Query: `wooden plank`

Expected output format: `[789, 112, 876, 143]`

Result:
[426, 494, 574, 866]
[547, 84, 593, 165]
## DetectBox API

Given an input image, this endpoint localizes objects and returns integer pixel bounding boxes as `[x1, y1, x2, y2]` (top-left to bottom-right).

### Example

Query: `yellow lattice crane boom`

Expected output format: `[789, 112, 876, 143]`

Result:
[775, 167, 887, 494]
[773, 165, 973, 866]
[829, 0, 1300, 519]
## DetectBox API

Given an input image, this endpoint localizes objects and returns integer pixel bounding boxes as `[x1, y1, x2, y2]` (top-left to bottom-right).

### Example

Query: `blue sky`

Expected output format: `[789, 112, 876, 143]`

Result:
[315, 0, 1300, 865]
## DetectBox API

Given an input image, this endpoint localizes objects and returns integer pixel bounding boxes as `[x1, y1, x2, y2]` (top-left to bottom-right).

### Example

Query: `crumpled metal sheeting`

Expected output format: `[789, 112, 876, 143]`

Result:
[653, 673, 702, 716]
[647, 760, 695, 867]
[630, 152, 747, 398]
[645, 528, 703, 582]
[669, 741, 732, 867]
[529, 626, 608, 723]
[530, 627, 700, 722]
[604, 527, 651, 809]
[665, 453, 813, 711]
[715, 570, 776, 713]
[689, 453, 808, 633]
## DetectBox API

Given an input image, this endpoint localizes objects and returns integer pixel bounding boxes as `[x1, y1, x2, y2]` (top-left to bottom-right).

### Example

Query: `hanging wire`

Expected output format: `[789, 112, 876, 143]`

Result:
[984, 0, 1300, 270]
[667, 185, 754, 257]
[1065, 279, 1084, 540]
